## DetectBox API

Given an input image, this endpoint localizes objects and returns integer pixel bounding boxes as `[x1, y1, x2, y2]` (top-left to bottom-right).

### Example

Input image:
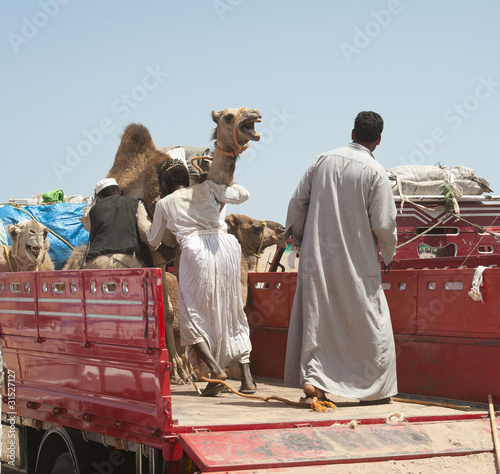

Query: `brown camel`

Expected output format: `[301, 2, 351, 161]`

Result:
[106, 107, 262, 216]
[61, 246, 144, 271]
[104, 107, 262, 384]
[62, 245, 86, 270]
[0, 220, 54, 272]
[225, 214, 285, 306]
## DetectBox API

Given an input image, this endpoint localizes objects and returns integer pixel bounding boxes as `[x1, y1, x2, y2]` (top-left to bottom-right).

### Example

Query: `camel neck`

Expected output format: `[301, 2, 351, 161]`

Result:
[206, 150, 237, 185]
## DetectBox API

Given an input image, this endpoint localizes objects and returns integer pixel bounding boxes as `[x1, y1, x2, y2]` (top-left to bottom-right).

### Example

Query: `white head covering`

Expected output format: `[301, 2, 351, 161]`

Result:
[166, 146, 188, 167]
[95, 178, 118, 195]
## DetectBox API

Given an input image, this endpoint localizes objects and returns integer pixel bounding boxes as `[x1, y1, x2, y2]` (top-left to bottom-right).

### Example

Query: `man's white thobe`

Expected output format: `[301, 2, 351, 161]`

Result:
[284, 143, 398, 401]
[147, 181, 252, 370]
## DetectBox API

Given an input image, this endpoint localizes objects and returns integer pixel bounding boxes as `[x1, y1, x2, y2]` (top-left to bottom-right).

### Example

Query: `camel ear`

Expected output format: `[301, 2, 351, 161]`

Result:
[41, 225, 50, 247]
[41, 224, 49, 239]
[7, 223, 24, 239]
[225, 213, 238, 230]
[212, 110, 221, 124]
[7, 224, 15, 238]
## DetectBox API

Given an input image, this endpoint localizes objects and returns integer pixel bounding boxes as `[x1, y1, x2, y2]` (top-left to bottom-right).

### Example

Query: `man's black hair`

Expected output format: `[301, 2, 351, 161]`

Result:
[96, 185, 121, 199]
[354, 111, 384, 143]
[157, 160, 190, 197]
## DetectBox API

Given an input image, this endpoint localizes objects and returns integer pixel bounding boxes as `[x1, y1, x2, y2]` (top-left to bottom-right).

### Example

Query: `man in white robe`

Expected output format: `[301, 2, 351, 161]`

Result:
[284, 111, 398, 404]
[147, 180, 256, 397]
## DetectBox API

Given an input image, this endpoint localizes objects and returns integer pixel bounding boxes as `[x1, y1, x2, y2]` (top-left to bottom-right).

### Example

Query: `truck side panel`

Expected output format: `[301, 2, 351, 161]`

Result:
[0, 268, 172, 451]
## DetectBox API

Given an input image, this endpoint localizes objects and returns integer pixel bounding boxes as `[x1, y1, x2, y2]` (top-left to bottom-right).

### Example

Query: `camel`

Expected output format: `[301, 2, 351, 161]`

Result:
[0, 220, 54, 272]
[61, 245, 145, 270]
[62, 245, 86, 270]
[104, 107, 262, 384]
[106, 107, 262, 215]
[225, 214, 285, 306]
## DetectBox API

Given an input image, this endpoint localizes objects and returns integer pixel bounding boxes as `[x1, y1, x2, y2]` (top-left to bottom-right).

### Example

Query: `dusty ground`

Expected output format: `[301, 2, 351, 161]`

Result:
[265, 452, 498, 473]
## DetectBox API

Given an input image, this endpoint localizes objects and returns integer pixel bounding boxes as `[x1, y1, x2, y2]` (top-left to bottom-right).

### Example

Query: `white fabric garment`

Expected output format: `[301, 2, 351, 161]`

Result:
[147, 181, 249, 247]
[0, 220, 7, 246]
[166, 146, 188, 167]
[178, 229, 251, 367]
[468, 265, 487, 302]
[284, 143, 398, 401]
[147, 181, 251, 368]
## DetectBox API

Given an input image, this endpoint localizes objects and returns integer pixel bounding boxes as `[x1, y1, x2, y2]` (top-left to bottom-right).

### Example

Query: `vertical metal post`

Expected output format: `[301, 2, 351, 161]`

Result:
[148, 446, 156, 473]
[135, 444, 143, 474]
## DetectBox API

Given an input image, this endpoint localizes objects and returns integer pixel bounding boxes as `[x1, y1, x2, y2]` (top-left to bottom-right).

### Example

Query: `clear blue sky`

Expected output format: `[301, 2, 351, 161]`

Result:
[2, 0, 500, 224]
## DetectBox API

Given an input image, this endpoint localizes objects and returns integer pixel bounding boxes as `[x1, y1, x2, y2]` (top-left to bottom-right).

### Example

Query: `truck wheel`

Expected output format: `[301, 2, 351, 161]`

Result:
[51, 452, 77, 474]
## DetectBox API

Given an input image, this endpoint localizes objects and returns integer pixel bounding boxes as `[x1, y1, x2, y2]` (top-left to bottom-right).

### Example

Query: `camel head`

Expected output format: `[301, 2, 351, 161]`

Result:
[211, 108, 262, 155]
[7, 220, 50, 267]
[225, 214, 285, 256]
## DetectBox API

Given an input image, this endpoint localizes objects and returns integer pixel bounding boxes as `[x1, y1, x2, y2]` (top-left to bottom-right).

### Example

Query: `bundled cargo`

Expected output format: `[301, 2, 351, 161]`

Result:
[387, 164, 493, 197]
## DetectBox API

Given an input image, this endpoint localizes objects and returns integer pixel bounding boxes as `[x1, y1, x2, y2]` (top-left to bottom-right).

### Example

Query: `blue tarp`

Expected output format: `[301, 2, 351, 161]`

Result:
[0, 203, 89, 270]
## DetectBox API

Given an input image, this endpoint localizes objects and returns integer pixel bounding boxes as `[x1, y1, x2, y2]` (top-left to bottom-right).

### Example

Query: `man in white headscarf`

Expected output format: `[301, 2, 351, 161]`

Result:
[284, 111, 398, 405]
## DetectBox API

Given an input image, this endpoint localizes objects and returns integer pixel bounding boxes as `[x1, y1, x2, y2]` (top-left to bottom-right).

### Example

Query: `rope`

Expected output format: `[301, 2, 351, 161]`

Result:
[213, 107, 249, 157]
[190, 156, 213, 174]
[395, 213, 452, 250]
[200, 377, 336, 410]
[391, 203, 500, 268]
[240, 220, 267, 271]
[2, 245, 13, 272]
[8, 205, 75, 250]
[449, 212, 500, 238]
[394, 209, 500, 251]
[456, 210, 500, 267]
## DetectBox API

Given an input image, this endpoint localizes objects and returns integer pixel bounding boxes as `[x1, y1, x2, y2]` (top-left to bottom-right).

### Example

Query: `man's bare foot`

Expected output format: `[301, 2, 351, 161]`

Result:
[238, 382, 257, 394]
[213, 371, 227, 381]
[303, 383, 324, 399]
[239, 362, 256, 394]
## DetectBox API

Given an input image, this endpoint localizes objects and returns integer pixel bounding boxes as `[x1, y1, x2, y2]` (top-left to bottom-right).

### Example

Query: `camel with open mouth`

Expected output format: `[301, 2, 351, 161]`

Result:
[107, 107, 262, 214]
[103, 107, 262, 384]
[0, 220, 54, 272]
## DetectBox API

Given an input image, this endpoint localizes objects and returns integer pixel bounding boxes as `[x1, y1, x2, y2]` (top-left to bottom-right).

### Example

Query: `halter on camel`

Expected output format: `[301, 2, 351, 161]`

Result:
[2, 245, 13, 272]
[240, 219, 267, 272]
[191, 107, 250, 173]
[2, 244, 40, 272]
[213, 107, 250, 157]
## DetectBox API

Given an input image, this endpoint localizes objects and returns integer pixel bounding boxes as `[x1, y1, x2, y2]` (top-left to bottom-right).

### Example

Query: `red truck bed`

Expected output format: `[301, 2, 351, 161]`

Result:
[1, 267, 498, 472]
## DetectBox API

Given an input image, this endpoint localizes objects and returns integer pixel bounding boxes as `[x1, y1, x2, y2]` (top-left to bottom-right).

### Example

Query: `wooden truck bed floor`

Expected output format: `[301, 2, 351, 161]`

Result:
[170, 376, 487, 428]
[169, 378, 497, 472]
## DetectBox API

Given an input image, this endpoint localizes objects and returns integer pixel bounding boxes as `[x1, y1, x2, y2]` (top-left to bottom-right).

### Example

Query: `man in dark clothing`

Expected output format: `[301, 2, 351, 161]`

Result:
[82, 178, 154, 269]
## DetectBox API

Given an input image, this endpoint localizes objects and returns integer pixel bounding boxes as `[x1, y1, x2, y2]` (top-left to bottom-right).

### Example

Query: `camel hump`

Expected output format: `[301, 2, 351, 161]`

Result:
[107, 123, 157, 182]
[118, 123, 156, 155]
